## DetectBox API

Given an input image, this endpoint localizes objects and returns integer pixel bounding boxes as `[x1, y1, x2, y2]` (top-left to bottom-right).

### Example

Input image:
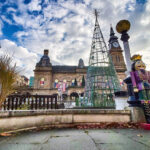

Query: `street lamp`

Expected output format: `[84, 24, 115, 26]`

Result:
[116, 20, 140, 106]
[116, 20, 132, 75]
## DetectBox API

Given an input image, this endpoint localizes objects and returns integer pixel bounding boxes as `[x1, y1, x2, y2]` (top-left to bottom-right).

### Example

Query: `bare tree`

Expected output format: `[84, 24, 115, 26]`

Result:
[0, 55, 17, 109]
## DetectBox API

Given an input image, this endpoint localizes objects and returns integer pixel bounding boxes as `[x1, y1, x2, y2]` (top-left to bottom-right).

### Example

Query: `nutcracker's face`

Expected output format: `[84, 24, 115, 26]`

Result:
[135, 60, 146, 71]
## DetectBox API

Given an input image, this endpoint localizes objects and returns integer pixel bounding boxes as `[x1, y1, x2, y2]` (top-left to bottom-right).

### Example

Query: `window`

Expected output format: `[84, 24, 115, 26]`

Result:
[116, 55, 120, 62]
[54, 79, 59, 88]
[40, 78, 45, 86]
[63, 79, 67, 83]
[72, 79, 75, 86]
[118, 56, 120, 62]
[63, 79, 67, 87]
[116, 55, 118, 62]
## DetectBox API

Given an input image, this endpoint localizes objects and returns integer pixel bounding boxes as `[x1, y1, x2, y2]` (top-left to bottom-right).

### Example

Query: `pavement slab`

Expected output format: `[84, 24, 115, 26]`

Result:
[0, 130, 51, 144]
[112, 129, 150, 147]
[88, 129, 150, 150]
[0, 129, 150, 150]
[0, 143, 41, 150]
[87, 129, 141, 143]
[43, 134, 98, 150]
[96, 143, 150, 150]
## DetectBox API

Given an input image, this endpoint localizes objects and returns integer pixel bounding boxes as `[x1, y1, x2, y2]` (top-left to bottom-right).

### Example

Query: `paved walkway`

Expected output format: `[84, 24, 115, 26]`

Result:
[0, 129, 150, 150]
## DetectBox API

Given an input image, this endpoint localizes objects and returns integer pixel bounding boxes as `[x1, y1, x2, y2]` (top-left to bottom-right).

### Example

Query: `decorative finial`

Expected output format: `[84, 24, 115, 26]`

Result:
[110, 24, 115, 36]
[94, 9, 100, 20]
[44, 49, 49, 56]
[116, 20, 130, 33]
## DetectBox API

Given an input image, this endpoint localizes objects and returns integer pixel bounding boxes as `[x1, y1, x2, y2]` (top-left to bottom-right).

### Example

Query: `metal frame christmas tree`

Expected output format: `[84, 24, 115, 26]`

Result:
[83, 10, 121, 108]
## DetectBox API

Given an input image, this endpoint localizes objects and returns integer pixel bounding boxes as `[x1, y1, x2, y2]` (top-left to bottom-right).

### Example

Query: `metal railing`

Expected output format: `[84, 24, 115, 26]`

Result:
[1, 94, 58, 110]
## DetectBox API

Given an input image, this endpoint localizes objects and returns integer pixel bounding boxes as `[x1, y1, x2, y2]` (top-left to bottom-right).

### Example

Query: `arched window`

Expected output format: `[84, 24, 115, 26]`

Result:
[118, 55, 120, 62]
[116, 55, 120, 62]
[116, 55, 118, 62]
[70, 92, 79, 100]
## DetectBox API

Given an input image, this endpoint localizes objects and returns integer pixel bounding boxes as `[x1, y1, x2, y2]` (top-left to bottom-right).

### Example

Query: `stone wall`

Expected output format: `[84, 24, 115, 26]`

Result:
[0, 109, 131, 132]
[52, 72, 86, 87]
[34, 67, 52, 89]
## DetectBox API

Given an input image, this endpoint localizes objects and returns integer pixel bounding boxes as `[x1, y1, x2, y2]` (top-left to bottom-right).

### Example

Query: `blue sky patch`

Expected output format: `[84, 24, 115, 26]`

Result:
[24, 0, 32, 4]
[136, 0, 147, 4]
[2, 22, 23, 41]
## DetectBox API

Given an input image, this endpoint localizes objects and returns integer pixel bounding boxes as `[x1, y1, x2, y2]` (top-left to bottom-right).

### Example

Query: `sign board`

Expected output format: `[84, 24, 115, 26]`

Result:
[141, 100, 150, 124]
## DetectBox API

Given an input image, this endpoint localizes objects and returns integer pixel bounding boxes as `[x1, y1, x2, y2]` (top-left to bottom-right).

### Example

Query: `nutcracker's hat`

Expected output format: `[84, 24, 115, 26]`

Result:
[131, 54, 142, 62]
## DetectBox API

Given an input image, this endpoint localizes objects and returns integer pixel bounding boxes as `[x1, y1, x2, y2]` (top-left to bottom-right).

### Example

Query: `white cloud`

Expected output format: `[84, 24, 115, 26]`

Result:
[1, 15, 12, 24]
[0, 39, 38, 78]
[7, 7, 17, 13]
[1, 0, 150, 77]
[28, 0, 42, 11]
[43, 4, 68, 19]
[11, 0, 95, 67]
[15, 31, 29, 38]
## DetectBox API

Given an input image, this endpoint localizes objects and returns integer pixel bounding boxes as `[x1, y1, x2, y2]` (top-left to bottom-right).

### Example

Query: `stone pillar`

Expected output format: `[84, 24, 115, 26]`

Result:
[130, 107, 146, 123]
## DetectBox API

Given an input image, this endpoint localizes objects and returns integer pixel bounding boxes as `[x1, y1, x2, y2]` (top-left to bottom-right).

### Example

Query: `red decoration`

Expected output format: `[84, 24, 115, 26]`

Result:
[140, 123, 150, 130]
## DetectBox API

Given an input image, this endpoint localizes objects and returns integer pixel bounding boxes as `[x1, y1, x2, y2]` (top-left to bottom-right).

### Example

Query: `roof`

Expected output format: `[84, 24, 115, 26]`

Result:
[36, 55, 51, 67]
[21, 75, 29, 81]
[52, 66, 87, 73]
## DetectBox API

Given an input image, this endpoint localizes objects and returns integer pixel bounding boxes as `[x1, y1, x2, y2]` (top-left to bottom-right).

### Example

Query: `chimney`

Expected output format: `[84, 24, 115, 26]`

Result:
[44, 49, 49, 56]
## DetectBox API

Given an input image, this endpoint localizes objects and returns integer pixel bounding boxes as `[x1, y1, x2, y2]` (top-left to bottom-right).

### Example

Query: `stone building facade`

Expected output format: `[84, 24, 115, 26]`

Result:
[14, 75, 29, 87]
[32, 27, 126, 99]
[33, 50, 87, 99]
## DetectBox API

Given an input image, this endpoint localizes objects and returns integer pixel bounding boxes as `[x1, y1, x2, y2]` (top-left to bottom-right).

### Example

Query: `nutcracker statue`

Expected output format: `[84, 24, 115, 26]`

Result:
[130, 54, 150, 101]
[130, 54, 150, 126]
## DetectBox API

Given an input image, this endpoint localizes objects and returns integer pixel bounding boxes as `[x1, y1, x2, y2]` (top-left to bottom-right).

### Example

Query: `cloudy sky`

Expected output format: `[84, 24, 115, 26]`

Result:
[0, 0, 149, 78]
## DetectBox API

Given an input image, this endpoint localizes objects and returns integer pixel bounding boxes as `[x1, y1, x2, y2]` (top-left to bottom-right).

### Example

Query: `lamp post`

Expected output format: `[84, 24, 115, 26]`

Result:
[116, 20, 140, 106]
[116, 20, 132, 75]
[116, 21, 150, 126]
